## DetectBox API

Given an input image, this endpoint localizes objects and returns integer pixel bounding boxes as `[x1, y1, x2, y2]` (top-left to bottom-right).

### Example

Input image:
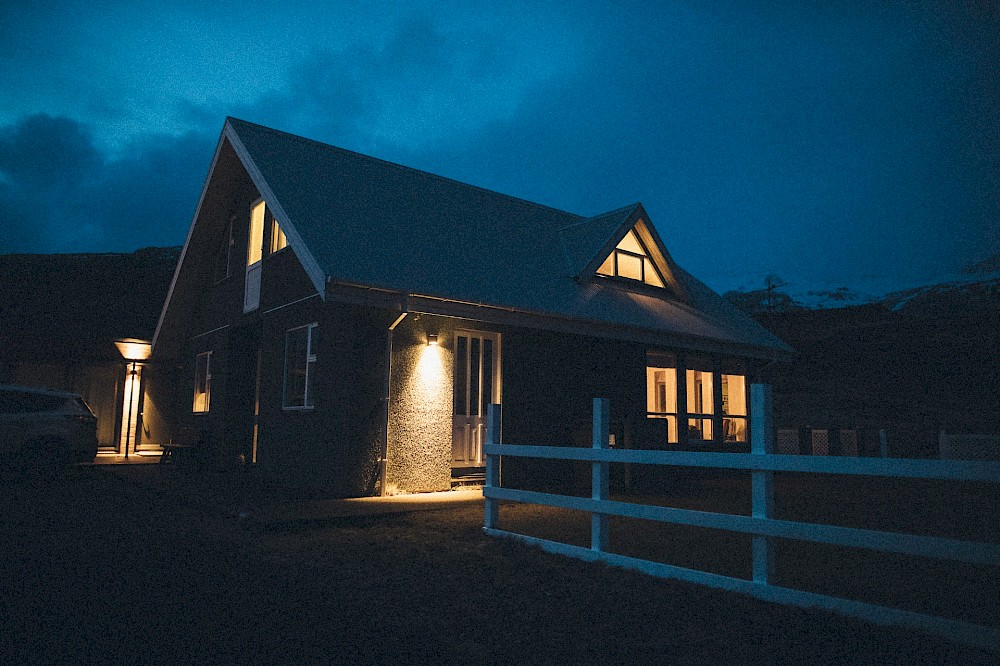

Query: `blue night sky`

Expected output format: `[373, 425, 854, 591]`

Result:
[1, 1, 997, 294]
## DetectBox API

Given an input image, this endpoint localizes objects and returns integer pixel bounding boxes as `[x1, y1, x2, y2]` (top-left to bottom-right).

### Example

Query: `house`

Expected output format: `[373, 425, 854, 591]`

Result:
[0, 248, 179, 458]
[144, 118, 791, 496]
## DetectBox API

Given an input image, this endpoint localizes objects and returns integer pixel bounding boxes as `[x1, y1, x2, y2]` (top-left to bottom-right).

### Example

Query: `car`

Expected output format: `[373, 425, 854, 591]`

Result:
[0, 384, 99, 474]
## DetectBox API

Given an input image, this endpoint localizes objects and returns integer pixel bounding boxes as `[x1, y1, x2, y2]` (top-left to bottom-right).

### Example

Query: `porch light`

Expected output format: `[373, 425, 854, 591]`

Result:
[427, 333, 439, 346]
[114, 338, 152, 362]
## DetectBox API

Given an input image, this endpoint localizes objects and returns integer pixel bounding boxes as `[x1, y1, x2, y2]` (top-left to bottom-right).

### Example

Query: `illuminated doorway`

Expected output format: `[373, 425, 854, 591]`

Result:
[452, 331, 501, 469]
[114, 339, 152, 457]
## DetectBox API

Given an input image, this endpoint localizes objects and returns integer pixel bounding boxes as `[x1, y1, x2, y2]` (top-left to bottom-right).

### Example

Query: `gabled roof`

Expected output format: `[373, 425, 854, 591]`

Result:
[560, 202, 688, 299]
[170, 118, 790, 358]
[559, 203, 639, 275]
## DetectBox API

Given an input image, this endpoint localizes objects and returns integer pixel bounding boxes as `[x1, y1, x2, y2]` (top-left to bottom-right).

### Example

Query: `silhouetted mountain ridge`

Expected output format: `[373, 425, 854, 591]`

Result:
[0, 247, 180, 361]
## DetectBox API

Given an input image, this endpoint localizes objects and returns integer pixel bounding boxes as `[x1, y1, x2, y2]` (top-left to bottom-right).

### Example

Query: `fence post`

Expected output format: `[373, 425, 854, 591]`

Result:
[484, 403, 501, 530]
[750, 384, 775, 585]
[592, 398, 610, 552]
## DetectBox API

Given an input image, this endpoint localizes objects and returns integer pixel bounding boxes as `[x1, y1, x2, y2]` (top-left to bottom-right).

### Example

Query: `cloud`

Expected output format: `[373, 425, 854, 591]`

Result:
[221, 11, 576, 155]
[388, 3, 1000, 287]
[1, 2, 996, 294]
[0, 113, 212, 254]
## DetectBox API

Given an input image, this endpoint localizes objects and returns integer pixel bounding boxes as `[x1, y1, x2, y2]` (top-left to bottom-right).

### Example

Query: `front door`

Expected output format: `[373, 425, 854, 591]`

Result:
[452, 331, 500, 468]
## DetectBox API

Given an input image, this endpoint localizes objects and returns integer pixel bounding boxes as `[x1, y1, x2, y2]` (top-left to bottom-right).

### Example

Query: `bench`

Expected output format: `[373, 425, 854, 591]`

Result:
[159, 428, 200, 465]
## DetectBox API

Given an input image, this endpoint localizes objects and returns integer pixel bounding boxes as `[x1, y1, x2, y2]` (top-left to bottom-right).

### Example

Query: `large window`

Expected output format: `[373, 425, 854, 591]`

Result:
[596, 229, 665, 288]
[284, 323, 318, 409]
[248, 201, 265, 266]
[722, 373, 748, 442]
[647, 352, 750, 446]
[193, 351, 211, 413]
[686, 364, 714, 441]
[645, 352, 678, 442]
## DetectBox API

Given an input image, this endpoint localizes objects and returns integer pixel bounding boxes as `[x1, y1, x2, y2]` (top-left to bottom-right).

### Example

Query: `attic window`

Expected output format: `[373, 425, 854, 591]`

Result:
[596, 229, 665, 288]
[270, 219, 288, 254]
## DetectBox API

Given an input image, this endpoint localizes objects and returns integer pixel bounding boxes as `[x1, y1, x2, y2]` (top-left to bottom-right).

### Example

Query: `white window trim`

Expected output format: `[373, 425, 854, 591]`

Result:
[283, 322, 318, 410]
[193, 351, 212, 413]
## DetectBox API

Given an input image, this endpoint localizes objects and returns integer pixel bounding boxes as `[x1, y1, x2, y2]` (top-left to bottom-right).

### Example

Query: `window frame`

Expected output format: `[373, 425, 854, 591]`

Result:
[685, 363, 715, 442]
[646, 351, 751, 448]
[192, 351, 212, 413]
[645, 352, 679, 443]
[269, 217, 289, 255]
[721, 373, 749, 443]
[283, 323, 318, 410]
[247, 199, 266, 267]
[596, 230, 667, 289]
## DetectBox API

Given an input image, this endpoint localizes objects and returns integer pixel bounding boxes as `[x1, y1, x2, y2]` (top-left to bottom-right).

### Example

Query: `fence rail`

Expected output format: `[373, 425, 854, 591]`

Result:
[482, 387, 1000, 651]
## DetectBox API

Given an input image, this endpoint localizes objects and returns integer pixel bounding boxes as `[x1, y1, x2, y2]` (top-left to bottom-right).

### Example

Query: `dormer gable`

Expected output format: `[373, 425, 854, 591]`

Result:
[595, 228, 665, 287]
[560, 203, 688, 301]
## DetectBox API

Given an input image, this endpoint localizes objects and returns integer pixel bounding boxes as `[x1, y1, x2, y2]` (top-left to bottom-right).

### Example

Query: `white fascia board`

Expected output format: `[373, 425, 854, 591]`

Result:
[223, 122, 327, 301]
[151, 129, 229, 351]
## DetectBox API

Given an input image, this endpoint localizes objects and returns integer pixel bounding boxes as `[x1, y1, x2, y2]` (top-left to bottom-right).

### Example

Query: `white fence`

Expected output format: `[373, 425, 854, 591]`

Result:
[482, 386, 1000, 650]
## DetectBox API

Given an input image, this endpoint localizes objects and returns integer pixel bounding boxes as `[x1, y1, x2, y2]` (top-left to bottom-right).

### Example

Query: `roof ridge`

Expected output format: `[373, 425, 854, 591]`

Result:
[226, 117, 586, 224]
[557, 202, 640, 232]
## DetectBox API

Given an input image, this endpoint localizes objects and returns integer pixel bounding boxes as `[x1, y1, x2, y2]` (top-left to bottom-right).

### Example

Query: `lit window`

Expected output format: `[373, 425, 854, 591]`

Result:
[270, 218, 288, 254]
[686, 364, 713, 441]
[646, 352, 678, 443]
[248, 200, 265, 266]
[284, 323, 318, 409]
[595, 228, 666, 288]
[722, 374, 748, 442]
[193, 352, 211, 413]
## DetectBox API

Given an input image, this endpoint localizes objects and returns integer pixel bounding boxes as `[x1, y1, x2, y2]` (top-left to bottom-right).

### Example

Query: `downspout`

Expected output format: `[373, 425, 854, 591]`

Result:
[380, 308, 408, 496]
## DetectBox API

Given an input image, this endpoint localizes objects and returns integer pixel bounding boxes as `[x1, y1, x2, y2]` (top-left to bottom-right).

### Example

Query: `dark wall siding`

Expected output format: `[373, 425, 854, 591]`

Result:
[500, 328, 646, 490]
[502, 328, 645, 446]
[255, 300, 386, 495]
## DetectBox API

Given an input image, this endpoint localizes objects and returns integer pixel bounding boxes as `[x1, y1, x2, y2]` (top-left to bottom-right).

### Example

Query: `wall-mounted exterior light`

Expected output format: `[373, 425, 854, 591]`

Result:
[427, 333, 439, 346]
[114, 338, 152, 362]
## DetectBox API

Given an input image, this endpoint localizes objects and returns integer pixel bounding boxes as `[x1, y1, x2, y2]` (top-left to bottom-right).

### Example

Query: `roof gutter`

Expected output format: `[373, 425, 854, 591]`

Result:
[325, 279, 792, 362]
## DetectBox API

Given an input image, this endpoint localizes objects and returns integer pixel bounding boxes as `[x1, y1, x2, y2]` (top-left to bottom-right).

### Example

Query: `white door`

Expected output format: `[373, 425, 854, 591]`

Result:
[452, 331, 500, 468]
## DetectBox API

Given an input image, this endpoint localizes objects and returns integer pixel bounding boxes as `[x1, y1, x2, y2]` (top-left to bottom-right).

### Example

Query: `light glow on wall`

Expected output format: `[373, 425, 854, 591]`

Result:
[389, 331, 454, 494]
[119, 363, 142, 451]
[415, 343, 445, 388]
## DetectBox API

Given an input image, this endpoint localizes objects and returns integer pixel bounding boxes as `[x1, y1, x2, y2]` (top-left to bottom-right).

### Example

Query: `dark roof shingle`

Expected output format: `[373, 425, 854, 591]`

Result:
[226, 118, 790, 356]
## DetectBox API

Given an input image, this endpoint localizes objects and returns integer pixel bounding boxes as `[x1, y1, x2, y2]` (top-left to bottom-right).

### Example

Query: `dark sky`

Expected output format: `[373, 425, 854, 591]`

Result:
[1, 1, 997, 294]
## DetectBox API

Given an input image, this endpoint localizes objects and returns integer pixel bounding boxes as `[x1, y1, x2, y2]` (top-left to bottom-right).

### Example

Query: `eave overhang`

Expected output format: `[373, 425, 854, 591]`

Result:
[325, 279, 792, 363]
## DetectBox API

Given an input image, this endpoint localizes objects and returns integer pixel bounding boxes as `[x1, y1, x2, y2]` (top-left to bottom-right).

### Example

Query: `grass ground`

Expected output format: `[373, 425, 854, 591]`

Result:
[0, 466, 995, 664]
